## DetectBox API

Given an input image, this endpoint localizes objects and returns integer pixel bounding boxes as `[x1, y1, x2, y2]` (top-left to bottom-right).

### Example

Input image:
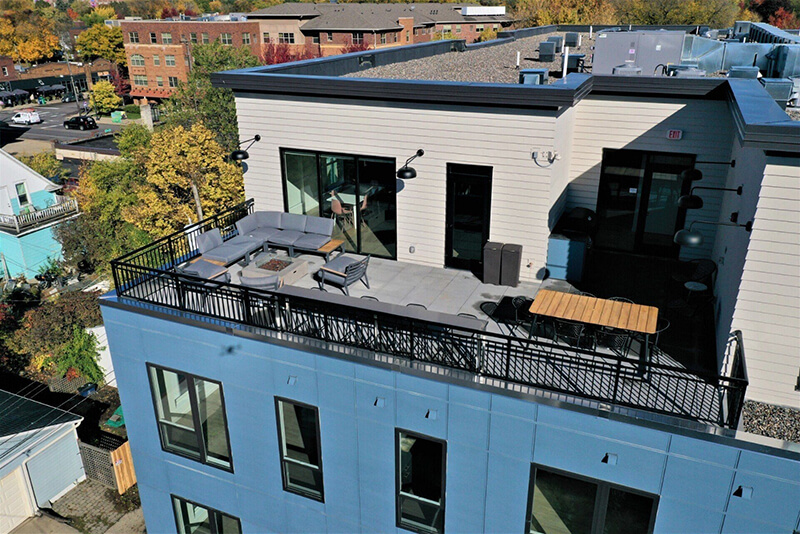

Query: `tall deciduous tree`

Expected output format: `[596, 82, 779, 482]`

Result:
[611, 0, 744, 27]
[513, 0, 617, 26]
[123, 123, 244, 237]
[165, 41, 259, 152]
[90, 79, 122, 114]
[79, 5, 116, 26]
[0, 0, 60, 62]
[75, 23, 126, 66]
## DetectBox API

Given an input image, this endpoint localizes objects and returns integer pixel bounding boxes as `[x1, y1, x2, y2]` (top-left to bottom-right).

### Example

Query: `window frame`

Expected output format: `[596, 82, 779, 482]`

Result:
[326, 32, 333, 42]
[14, 182, 29, 205]
[352, 32, 363, 44]
[274, 397, 325, 502]
[395, 428, 447, 534]
[128, 31, 139, 43]
[202, 32, 210, 44]
[153, 54, 160, 66]
[171, 494, 242, 534]
[168, 76, 179, 87]
[149, 32, 157, 43]
[242, 32, 251, 45]
[278, 32, 295, 44]
[525, 464, 659, 534]
[263, 32, 270, 43]
[156, 76, 164, 87]
[165, 55, 176, 67]
[190, 32, 197, 43]
[162, 32, 173, 44]
[130, 54, 145, 67]
[133, 75, 148, 86]
[147, 363, 235, 473]
[220, 32, 232, 45]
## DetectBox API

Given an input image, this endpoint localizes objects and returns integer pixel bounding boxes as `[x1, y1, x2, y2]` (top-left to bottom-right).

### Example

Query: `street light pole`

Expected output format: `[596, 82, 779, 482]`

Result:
[60, 39, 81, 113]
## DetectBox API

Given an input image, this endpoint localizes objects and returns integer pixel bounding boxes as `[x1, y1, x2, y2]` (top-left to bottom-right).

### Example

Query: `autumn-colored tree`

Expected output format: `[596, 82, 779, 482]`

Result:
[166, 41, 259, 151]
[80, 5, 116, 26]
[513, 0, 616, 26]
[611, 0, 742, 27]
[341, 41, 371, 53]
[477, 27, 498, 43]
[122, 123, 245, 237]
[90, 80, 122, 114]
[768, 6, 800, 26]
[0, 0, 60, 63]
[76, 23, 126, 66]
[17, 151, 68, 182]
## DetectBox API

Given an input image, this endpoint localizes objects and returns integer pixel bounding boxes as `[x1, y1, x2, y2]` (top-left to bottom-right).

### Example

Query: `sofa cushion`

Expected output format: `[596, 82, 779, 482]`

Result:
[196, 229, 223, 254]
[294, 233, 331, 251]
[281, 213, 308, 233]
[235, 213, 260, 236]
[249, 226, 282, 242]
[203, 240, 262, 265]
[256, 211, 283, 229]
[304, 216, 334, 237]
[268, 230, 304, 246]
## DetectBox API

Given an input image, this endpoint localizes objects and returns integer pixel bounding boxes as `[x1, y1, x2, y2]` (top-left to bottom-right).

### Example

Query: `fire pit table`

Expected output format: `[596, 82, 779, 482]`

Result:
[240, 252, 308, 287]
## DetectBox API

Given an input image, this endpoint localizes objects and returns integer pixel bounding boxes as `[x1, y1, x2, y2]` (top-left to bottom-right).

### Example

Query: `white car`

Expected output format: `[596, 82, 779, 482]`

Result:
[10, 109, 41, 125]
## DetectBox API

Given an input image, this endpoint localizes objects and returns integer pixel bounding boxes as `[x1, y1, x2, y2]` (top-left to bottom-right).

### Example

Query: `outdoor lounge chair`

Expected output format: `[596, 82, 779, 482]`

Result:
[316, 254, 370, 295]
[196, 228, 262, 266]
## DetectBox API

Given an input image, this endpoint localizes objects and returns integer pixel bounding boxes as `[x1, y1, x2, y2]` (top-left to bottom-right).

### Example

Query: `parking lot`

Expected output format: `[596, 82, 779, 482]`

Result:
[0, 102, 123, 143]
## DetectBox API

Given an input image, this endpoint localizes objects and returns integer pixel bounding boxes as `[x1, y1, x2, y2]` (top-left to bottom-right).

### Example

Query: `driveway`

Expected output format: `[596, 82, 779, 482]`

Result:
[0, 102, 122, 143]
[10, 516, 80, 534]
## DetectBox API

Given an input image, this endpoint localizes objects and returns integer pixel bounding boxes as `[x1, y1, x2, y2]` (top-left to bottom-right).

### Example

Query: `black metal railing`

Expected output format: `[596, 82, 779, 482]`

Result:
[110, 200, 748, 429]
[722, 330, 749, 429]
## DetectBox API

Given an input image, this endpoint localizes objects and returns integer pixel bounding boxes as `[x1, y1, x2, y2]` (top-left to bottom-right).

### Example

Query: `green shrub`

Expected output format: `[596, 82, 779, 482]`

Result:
[46, 326, 104, 383]
[123, 104, 139, 115]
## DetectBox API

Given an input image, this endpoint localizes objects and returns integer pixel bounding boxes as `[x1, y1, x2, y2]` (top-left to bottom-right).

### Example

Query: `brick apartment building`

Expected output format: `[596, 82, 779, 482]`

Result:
[119, 19, 262, 99]
[0, 56, 17, 83]
[119, 4, 512, 99]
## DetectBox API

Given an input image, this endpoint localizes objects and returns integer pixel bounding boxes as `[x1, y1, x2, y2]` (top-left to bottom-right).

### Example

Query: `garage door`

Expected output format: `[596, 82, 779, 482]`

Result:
[0, 467, 33, 534]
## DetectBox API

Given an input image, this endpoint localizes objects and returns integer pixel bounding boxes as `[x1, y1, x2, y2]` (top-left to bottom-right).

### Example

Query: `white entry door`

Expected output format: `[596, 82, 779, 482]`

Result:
[0, 187, 11, 214]
[0, 467, 33, 534]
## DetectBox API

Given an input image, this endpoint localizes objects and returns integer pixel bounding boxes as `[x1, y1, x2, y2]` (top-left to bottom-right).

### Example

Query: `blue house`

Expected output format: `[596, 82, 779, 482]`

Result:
[0, 390, 85, 533]
[102, 23, 800, 534]
[0, 149, 79, 279]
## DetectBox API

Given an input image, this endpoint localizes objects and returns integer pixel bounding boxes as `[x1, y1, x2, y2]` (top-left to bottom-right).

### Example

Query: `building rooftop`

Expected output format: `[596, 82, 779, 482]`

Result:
[0, 389, 81, 439]
[346, 31, 594, 84]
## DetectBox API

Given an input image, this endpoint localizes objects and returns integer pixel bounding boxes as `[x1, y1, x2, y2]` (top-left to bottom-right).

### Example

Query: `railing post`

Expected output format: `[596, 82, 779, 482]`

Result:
[242, 287, 252, 325]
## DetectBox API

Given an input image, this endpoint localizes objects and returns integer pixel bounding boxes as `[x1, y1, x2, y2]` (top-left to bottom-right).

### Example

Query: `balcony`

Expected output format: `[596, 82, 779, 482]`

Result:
[0, 198, 80, 235]
[110, 201, 748, 429]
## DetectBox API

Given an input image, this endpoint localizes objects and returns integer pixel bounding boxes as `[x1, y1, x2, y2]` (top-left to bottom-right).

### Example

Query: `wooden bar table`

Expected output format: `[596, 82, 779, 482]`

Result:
[529, 289, 659, 375]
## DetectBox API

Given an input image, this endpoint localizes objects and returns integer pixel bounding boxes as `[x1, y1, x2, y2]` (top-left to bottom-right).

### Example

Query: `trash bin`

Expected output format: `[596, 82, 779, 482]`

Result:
[111, 111, 123, 123]
[483, 242, 503, 285]
[501, 244, 522, 287]
[546, 233, 589, 283]
[78, 383, 98, 397]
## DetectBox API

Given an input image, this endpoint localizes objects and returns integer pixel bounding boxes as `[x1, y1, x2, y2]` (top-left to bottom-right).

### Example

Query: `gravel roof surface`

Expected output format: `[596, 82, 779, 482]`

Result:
[345, 32, 595, 84]
[742, 400, 800, 444]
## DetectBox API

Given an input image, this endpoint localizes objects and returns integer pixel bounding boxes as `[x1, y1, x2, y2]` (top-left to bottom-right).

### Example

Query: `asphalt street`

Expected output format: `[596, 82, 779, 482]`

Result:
[0, 102, 122, 142]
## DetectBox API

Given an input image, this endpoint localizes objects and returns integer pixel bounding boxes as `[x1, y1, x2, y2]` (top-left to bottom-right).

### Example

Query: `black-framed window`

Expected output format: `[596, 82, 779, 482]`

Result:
[396, 429, 446, 534]
[280, 148, 397, 259]
[275, 398, 324, 502]
[172, 495, 241, 534]
[526, 465, 659, 534]
[147, 364, 233, 471]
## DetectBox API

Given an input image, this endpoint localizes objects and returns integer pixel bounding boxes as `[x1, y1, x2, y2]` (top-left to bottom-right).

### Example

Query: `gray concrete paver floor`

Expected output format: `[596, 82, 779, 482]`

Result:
[51, 480, 126, 534]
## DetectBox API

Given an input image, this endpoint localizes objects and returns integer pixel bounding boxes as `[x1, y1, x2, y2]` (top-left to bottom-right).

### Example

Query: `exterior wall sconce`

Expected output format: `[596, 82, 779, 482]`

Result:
[674, 219, 753, 247]
[681, 168, 704, 182]
[678, 185, 743, 210]
[396, 149, 424, 179]
[601, 453, 618, 465]
[230, 134, 262, 162]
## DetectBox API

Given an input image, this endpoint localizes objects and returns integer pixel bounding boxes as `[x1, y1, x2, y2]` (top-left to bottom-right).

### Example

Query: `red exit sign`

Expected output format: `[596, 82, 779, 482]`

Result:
[667, 129, 683, 140]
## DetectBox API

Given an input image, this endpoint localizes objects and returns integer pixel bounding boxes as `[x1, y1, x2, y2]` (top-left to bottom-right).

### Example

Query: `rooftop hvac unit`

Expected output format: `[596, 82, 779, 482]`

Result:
[770, 45, 800, 78]
[612, 64, 642, 75]
[760, 77, 794, 109]
[539, 41, 556, 62]
[666, 63, 700, 76]
[674, 67, 706, 77]
[564, 53, 586, 73]
[547, 35, 564, 53]
[728, 65, 760, 78]
[733, 21, 752, 36]
[519, 68, 549, 85]
[565, 32, 581, 47]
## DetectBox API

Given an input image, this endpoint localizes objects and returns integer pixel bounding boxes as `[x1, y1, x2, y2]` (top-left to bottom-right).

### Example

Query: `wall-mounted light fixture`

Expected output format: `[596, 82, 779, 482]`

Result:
[396, 149, 424, 179]
[230, 134, 262, 162]
[678, 185, 743, 210]
[674, 219, 753, 247]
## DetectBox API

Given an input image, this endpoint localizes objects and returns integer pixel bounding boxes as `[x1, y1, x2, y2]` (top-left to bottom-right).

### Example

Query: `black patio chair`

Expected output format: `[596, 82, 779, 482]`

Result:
[596, 327, 633, 358]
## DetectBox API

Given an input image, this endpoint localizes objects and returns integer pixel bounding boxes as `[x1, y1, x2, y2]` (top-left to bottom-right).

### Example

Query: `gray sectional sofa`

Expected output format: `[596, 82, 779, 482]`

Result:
[235, 211, 339, 259]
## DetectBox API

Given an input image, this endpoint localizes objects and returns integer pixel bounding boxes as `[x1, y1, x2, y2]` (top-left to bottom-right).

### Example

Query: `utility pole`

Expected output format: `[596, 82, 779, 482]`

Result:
[0, 253, 10, 281]
[60, 38, 82, 113]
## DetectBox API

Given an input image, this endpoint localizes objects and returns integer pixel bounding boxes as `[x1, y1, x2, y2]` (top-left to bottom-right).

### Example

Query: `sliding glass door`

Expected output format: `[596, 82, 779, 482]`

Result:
[282, 149, 397, 259]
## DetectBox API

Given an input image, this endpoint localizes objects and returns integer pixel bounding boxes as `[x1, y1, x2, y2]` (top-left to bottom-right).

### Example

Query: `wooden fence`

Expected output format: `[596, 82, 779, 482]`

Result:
[78, 437, 136, 494]
[110, 441, 136, 494]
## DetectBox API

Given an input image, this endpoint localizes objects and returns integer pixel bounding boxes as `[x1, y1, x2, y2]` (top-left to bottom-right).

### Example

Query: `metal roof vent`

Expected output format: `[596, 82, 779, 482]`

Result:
[519, 68, 549, 85]
[539, 41, 556, 62]
[728, 65, 760, 78]
[564, 32, 581, 47]
[666, 63, 699, 76]
[546, 35, 563, 53]
[760, 77, 794, 109]
[612, 64, 642, 75]
[674, 67, 707, 77]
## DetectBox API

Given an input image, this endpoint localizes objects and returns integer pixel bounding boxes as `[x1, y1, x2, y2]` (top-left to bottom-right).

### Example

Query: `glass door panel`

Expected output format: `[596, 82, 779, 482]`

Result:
[320, 154, 357, 253]
[357, 158, 396, 258]
[595, 151, 646, 252]
[640, 154, 693, 251]
[284, 152, 320, 216]
[445, 164, 492, 271]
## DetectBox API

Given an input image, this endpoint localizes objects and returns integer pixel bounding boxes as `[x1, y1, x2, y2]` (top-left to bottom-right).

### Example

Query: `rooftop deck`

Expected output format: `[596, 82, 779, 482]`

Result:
[110, 201, 748, 430]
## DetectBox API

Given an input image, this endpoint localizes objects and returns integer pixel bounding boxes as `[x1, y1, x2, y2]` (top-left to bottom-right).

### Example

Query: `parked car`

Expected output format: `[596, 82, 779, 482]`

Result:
[63, 116, 97, 131]
[10, 109, 41, 125]
[61, 93, 81, 103]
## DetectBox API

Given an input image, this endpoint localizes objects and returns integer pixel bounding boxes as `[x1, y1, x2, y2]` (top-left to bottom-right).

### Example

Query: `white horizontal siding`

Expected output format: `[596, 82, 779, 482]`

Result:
[732, 157, 800, 408]
[235, 94, 558, 281]
[567, 95, 734, 260]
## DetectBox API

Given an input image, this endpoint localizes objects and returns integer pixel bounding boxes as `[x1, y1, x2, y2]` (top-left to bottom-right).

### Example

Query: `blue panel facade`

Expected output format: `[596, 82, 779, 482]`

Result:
[101, 304, 800, 534]
[0, 224, 63, 278]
